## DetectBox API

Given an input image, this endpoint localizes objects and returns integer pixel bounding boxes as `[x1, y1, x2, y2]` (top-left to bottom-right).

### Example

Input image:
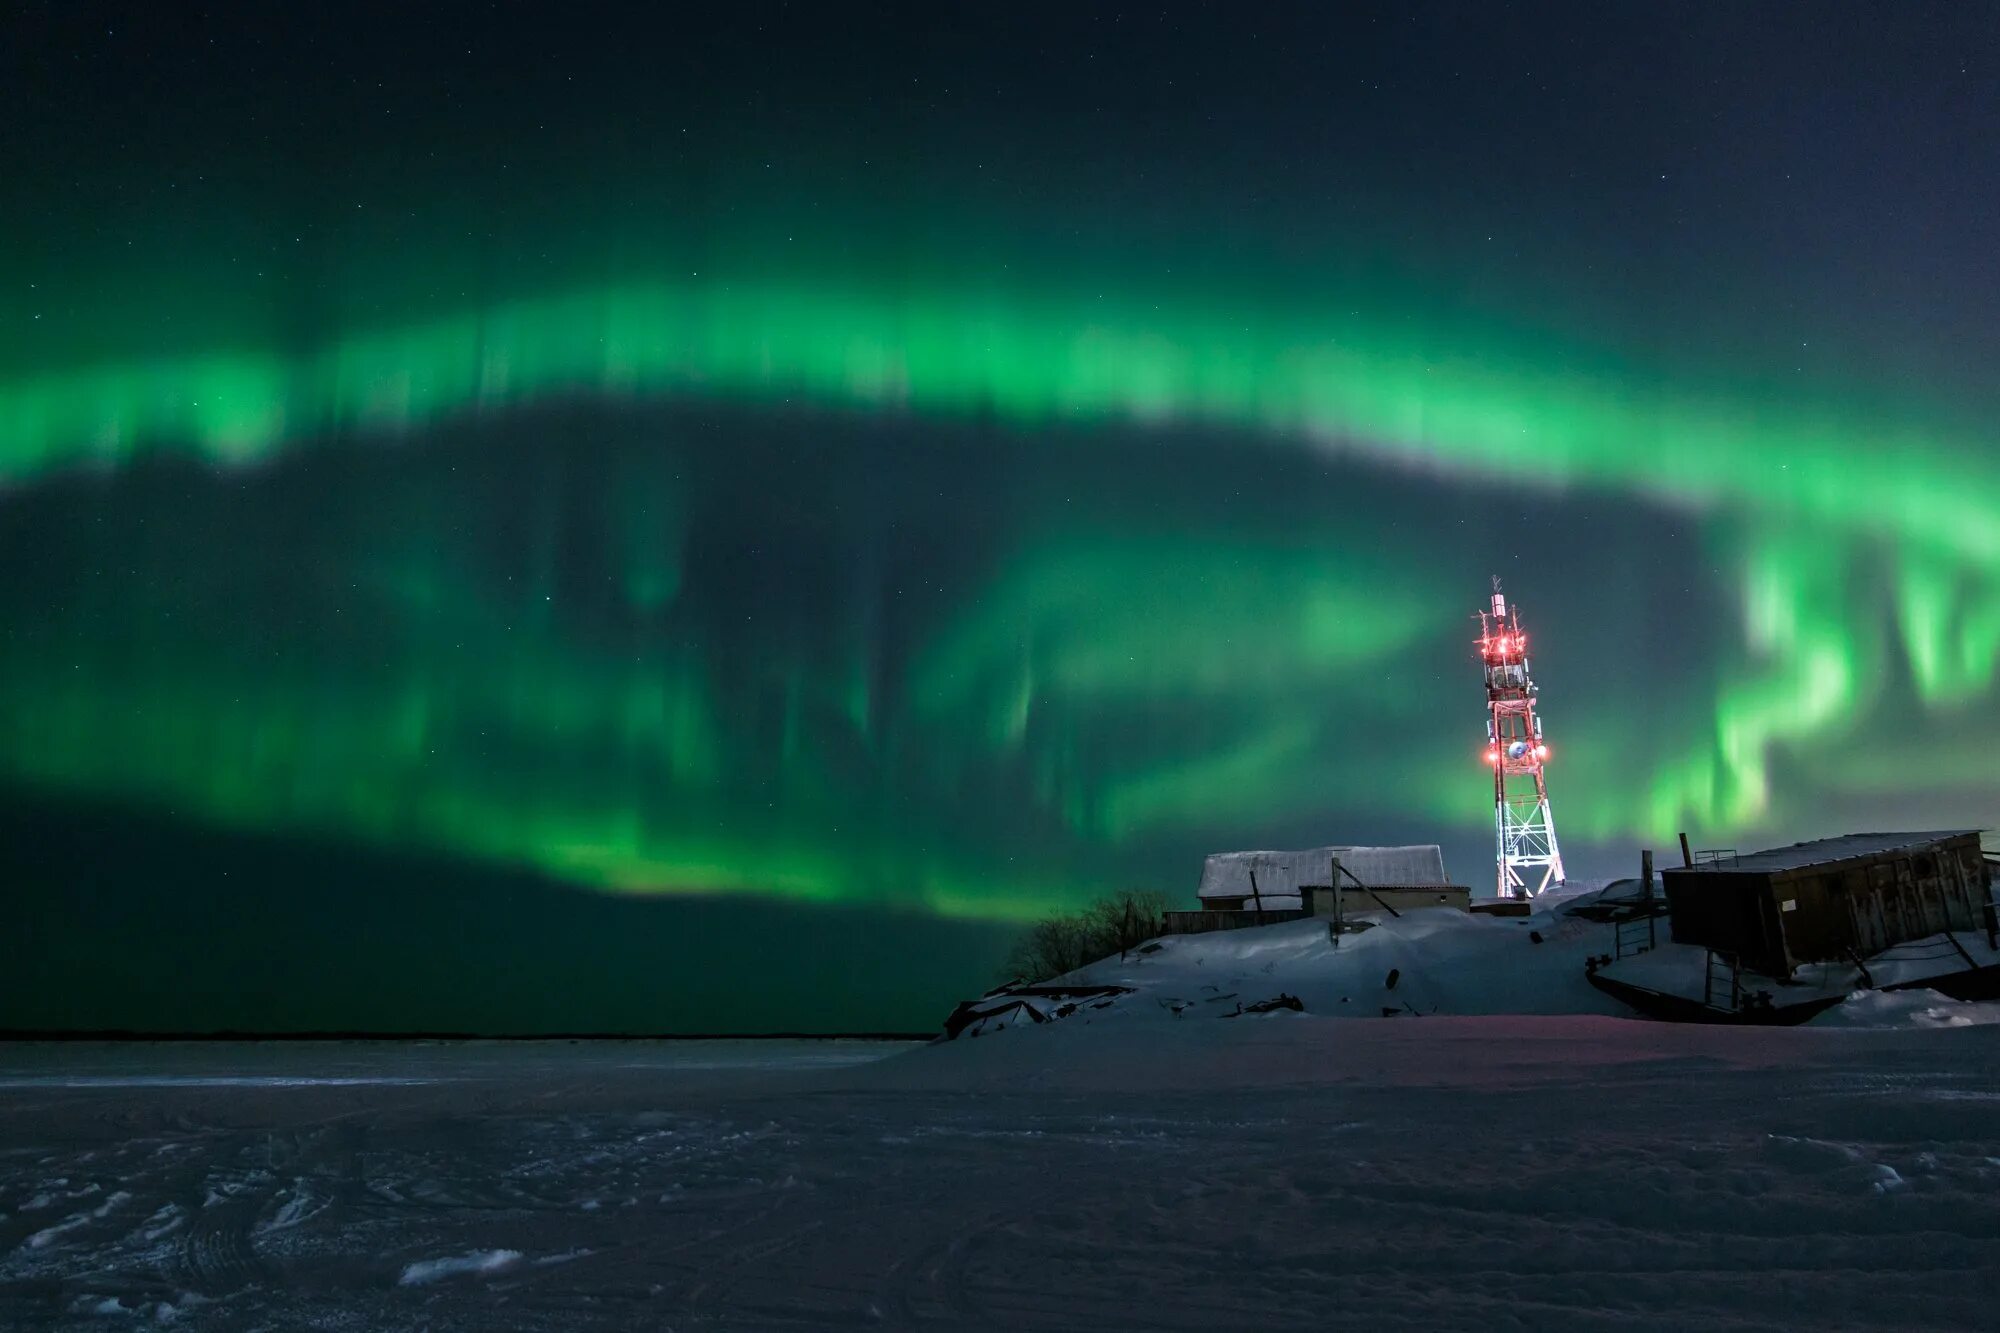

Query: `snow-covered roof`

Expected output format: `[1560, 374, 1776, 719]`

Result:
[1197, 845, 1448, 908]
[1672, 830, 1982, 876]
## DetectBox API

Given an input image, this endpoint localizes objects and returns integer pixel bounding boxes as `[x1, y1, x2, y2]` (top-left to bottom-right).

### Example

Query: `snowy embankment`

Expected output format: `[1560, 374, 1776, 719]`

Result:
[1601, 929, 2000, 1015]
[1062, 904, 1624, 1021]
[962, 887, 2000, 1035]
[1814, 986, 2000, 1029]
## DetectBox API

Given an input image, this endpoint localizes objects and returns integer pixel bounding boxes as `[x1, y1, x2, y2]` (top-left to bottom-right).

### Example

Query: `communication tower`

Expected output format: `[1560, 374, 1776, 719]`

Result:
[1479, 578, 1565, 898]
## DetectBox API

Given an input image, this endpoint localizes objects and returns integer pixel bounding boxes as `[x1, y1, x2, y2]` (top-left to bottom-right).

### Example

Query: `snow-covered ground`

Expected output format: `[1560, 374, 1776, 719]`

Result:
[1057, 902, 1632, 1022]
[969, 891, 2000, 1032]
[4, 1022, 2000, 1330]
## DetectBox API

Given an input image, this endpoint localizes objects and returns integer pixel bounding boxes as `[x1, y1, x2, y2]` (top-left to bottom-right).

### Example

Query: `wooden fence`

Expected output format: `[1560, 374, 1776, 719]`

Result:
[1160, 909, 1308, 935]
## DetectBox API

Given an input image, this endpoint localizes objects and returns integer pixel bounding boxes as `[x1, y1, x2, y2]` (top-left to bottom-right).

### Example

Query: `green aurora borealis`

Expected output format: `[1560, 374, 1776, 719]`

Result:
[6, 242, 1996, 921]
[4, 3, 1998, 1028]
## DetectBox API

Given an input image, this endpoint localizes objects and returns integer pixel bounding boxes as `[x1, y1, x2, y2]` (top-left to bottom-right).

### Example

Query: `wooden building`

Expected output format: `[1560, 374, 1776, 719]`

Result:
[1194, 845, 1453, 912]
[1661, 830, 1993, 981]
[1162, 844, 1470, 935]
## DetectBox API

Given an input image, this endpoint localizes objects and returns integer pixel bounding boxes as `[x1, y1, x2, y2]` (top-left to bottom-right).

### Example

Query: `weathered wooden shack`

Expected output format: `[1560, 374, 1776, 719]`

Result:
[1661, 830, 1993, 980]
[1193, 845, 1452, 912]
[1162, 844, 1469, 935]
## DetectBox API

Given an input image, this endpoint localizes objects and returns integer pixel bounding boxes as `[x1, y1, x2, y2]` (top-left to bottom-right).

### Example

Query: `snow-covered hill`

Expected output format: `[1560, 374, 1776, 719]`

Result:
[1060, 906, 1618, 1022]
[960, 888, 2000, 1034]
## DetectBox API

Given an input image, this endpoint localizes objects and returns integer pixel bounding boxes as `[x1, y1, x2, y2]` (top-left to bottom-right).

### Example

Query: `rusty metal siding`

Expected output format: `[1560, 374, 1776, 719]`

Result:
[1775, 872, 1850, 969]
[1664, 832, 1986, 979]
[1665, 874, 1783, 975]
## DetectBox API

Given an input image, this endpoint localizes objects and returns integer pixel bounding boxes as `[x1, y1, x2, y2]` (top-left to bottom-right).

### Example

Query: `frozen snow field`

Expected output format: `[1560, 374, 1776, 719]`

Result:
[2, 1023, 1998, 1330]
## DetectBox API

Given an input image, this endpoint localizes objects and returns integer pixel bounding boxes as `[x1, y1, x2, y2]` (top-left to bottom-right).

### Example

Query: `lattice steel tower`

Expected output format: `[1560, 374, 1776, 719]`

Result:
[1478, 579, 1565, 898]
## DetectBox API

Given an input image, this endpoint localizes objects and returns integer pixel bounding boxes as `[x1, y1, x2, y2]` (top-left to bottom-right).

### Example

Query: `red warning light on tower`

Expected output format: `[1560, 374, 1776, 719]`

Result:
[1478, 578, 1565, 898]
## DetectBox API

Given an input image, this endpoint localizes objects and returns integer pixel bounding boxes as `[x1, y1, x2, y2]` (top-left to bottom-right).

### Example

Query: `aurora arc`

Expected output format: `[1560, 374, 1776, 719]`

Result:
[3, 264, 1998, 917]
[8, 274, 1999, 569]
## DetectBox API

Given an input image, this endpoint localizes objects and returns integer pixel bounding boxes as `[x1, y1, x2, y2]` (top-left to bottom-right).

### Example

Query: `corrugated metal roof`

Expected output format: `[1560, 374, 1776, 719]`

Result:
[1669, 830, 1981, 875]
[1197, 846, 1448, 907]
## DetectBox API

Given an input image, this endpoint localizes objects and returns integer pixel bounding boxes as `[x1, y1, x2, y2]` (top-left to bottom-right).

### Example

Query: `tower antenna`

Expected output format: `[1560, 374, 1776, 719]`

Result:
[1478, 579, 1565, 898]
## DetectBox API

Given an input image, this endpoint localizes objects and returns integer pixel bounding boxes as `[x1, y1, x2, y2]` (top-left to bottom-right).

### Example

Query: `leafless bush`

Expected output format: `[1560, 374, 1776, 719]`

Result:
[1003, 888, 1171, 983]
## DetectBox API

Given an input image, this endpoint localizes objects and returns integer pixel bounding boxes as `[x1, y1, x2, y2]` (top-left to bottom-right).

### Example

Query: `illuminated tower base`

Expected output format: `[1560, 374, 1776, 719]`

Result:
[1497, 788, 1564, 896]
[1478, 579, 1566, 899]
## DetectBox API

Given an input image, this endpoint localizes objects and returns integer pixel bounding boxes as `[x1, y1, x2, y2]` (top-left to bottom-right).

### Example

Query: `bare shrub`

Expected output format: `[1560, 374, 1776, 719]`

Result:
[1003, 888, 1172, 983]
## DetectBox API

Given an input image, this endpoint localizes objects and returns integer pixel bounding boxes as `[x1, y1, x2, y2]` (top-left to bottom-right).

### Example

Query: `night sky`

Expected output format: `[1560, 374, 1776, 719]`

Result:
[5, 3, 1998, 1032]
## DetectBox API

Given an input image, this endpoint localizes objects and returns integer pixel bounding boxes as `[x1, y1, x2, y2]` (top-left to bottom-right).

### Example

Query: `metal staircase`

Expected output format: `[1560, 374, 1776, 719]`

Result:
[1614, 907, 1657, 960]
[1702, 950, 1741, 1012]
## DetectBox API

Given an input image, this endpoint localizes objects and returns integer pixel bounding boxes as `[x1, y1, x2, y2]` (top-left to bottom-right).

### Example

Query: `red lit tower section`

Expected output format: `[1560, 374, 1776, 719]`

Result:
[1479, 579, 1565, 898]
